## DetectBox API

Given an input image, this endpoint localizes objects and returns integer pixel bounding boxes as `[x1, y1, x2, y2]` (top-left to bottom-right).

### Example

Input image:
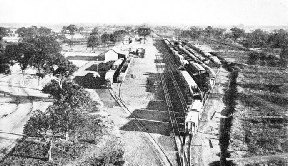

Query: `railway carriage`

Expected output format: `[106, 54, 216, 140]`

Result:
[209, 56, 221, 67]
[105, 70, 115, 87]
[185, 61, 206, 75]
[185, 111, 199, 134]
[111, 58, 124, 70]
[185, 100, 203, 134]
[179, 70, 202, 100]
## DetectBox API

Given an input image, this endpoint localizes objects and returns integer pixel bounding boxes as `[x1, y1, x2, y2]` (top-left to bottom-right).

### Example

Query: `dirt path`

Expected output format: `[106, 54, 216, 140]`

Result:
[0, 73, 51, 160]
[190, 67, 229, 166]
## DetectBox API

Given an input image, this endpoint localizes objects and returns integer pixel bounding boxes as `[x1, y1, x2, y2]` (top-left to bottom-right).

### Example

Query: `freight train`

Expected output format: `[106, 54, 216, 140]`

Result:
[179, 70, 203, 135]
[163, 38, 220, 135]
[105, 58, 126, 84]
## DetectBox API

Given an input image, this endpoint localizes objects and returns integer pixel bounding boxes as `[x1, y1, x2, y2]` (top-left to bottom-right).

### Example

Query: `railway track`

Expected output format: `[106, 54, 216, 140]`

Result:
[154, 40, 193, 166]
[108, 37, 220, 166]
[156, 38, 222, 166]
[108, 85, 173, 166]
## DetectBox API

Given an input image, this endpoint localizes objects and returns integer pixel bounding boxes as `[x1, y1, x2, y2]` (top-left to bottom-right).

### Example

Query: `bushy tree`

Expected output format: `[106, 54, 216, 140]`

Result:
[42, 80, 99, 140]
[23, 109, 53, 161]
[66, 24, 78, 36]
[137, 27, 151, 44]
[189, 26, 204, 39]
[91, 27, 99, 35]
[0, 27, 9, 37]
[22, 35, 62, 83]
[0, 36, 6, 53]
[42, 80, 98, 112]
[16, 26, 39, 40]
[62, 24, 78, 48]
[243, 29, 269, 48]
[87, 35, 99, 51]
[4, 42, 34, 73]
[230, 27, 245, 41]
[113, 30, 128, 42]
[101, 33, 111, 44]
[268, 29, 288, 48]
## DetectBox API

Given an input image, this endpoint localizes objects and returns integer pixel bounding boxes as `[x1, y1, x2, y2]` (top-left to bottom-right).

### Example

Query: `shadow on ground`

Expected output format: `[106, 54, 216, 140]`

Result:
[120, 119, 170, 136]
[120, 99, 171, 136]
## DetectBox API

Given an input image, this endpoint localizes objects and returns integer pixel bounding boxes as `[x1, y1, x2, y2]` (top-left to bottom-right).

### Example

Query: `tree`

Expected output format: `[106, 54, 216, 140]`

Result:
[37, 27, 53, 36]
[91, 27, 99, 36]
[280, 46, 288, 68]
[101, 33, 111, 44]
[179, 30, 192, 39]
[47, 102, 85, 142]
[0, 36, 9, 74]
[268, 29, 288, 67]
[16, 26, 38, 40]
[0, 27, 9, 37]
[78, 26, 84, 33]
[42, 80, 98, 140]
[268, 29, 288, 48]
[109, 33, 116, 43]
[0, 36, 6, 53]
[24, 35, 62, 77]
[204, 26, 214, 38]
[65, 25, 78, 48]
[7, 35, 62, 84]
[66, 24, 78, 35]
[230, 27, 245, 41]
[61, 26, 67, 34]
[23, 101, 103, 161]
[52, 54, 78, 87]
[87, 35, 99, 51]
[23, 109, 53, 161]
[137, 27, 151, 44]
[113, 30, 128, 42]
[4, 42, 34, 74]
[246, 29, 269, 48]
[213, 28, 226, 39]
[189, 26, 204, 40]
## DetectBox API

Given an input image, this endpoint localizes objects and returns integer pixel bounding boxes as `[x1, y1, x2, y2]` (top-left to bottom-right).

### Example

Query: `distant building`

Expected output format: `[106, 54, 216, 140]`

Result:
[2, 36, 21, 43]
[104, 47, 128, 62]
[2, 28, 21, 43]
[65, 33, 87, 44]
[123, 35, 131, 45]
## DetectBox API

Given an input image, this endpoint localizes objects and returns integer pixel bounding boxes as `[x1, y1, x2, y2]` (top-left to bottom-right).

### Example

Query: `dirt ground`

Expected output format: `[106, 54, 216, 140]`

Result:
[0, 72, 52, 160]
[96, 37, 178, 166]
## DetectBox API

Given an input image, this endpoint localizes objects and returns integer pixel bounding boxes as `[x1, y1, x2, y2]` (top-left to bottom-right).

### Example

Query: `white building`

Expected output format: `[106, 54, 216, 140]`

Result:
[104, 46, 129, 62]
[104, 49, 119, 62]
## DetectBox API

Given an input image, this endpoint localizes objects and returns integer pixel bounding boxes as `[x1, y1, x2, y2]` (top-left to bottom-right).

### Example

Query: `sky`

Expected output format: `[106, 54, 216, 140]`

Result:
[0, 0, 287, 26]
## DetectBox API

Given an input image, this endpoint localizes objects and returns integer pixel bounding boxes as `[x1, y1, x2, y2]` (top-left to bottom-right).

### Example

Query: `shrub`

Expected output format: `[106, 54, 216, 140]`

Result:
[79, 148, 125, 166]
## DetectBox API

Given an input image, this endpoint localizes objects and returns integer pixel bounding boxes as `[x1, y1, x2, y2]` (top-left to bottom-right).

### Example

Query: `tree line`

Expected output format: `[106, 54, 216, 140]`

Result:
[60, 24, 130, 50]
[0, 26, 77, 79]
[178, 26, 288, 49]
[177, 26, 288, 67]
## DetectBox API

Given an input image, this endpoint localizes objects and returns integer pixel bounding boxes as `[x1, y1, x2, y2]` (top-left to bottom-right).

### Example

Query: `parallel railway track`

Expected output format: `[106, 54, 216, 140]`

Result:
[155, 39, 193, 166]
[108, 84, 173, 166]
[108, 36, 220, 166]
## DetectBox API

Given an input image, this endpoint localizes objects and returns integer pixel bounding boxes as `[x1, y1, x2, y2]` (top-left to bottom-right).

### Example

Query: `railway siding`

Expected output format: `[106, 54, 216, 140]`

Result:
[107, 37, 179, 165]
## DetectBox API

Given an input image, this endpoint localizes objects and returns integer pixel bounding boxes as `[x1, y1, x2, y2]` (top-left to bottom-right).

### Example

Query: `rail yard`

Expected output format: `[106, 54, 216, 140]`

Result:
[1, 23, 288, 165]
[99, 34, 227, 166]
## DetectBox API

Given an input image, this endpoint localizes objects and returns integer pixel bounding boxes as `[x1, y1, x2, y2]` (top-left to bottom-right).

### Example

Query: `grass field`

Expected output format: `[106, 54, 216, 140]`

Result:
[209, 42, 288, 165]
